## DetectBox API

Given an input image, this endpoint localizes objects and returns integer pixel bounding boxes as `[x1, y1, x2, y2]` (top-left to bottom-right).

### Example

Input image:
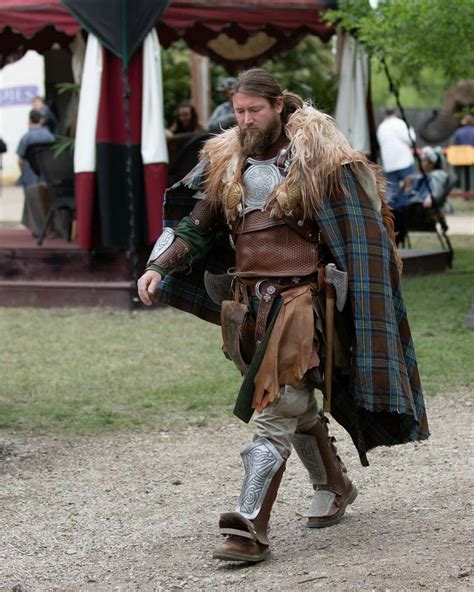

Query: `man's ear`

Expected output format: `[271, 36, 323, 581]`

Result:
[275, 96, 284, 114]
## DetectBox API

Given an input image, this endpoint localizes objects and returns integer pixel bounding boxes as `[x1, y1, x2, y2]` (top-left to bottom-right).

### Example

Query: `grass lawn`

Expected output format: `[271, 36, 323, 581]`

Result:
[399, 233, 474, 396]
[1, 235, 473, 434]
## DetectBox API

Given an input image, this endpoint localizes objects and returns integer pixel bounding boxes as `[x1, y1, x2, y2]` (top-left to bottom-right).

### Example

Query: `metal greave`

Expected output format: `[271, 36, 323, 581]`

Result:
[236, 437, 284, 520]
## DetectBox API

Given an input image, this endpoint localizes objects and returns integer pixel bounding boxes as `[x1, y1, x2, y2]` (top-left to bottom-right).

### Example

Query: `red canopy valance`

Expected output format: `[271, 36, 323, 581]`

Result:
[0, 0, 336, 69]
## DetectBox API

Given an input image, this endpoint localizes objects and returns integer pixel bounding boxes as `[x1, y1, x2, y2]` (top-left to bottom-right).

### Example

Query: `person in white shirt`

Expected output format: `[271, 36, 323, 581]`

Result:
[376, 108, 416, 197]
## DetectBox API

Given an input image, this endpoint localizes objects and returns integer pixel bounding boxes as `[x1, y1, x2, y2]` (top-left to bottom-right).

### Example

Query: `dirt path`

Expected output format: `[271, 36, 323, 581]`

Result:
[1, 391, 472, 591]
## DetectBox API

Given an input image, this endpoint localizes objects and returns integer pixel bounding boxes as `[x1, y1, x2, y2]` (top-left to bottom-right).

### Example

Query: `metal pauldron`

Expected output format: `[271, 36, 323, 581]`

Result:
[236, 437, 284, 520]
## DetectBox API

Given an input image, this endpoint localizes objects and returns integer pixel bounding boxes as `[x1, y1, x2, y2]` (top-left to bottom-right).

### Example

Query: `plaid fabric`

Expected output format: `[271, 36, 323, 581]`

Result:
[154, 179, 233, 325]
[313, 167, 429, 453]
[154, 163, 429, 454]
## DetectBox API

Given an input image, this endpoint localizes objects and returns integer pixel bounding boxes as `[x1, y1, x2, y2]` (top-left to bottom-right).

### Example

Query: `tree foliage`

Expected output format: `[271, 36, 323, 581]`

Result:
[262, 36, 338, 114]
[325, 0, 474, 89]
[161, 40, 192, 126]
[209, 37, 338, 113]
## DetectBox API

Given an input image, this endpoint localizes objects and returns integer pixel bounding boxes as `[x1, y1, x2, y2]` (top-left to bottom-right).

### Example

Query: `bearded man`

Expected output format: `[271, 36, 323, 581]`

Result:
[138, 69, 429, 563]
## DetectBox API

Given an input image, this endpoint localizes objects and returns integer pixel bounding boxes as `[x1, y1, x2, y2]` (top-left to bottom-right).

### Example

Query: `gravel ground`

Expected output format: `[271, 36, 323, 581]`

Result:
[1, 391, 472, 591]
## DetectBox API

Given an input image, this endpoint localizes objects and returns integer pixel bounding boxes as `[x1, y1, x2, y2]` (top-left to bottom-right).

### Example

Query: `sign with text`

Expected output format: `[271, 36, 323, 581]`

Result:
[0, 85, 39, 107]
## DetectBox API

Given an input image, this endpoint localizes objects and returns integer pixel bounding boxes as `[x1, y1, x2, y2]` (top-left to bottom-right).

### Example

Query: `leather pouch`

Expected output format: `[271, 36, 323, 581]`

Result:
[221, 300, 252, 375]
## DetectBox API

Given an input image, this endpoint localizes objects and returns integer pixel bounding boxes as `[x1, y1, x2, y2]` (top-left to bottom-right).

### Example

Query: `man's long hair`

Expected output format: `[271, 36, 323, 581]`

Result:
[231, 68, 304, 126]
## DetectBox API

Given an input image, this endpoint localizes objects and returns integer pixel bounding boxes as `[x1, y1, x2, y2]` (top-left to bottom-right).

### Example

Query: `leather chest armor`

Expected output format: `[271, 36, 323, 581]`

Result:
[230, 152, 319, 277]
[232, 209, 320, 277]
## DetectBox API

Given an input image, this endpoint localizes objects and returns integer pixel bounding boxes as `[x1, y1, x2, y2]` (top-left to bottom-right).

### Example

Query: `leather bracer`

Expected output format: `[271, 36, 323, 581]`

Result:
[149, 235, 191, 273]
[146, 198, 217, 275]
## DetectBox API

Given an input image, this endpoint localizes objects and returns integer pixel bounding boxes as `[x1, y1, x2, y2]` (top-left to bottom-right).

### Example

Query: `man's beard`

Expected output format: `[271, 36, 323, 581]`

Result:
[238, 115, 280, 158]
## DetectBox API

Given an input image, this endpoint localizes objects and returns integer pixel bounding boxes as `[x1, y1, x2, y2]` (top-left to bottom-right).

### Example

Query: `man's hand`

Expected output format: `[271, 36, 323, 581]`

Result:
[137, 270, 162, 306]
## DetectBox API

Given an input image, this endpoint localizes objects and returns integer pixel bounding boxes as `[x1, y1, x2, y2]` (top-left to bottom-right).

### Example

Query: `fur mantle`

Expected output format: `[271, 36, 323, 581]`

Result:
[199, 104, 397, 248]
[202, 104, 387, 217]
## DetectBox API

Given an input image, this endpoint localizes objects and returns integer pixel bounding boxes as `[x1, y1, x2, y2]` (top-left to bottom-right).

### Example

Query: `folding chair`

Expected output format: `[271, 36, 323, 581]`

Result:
[403, 174, 457, 266]
[25, 144, 75, 245]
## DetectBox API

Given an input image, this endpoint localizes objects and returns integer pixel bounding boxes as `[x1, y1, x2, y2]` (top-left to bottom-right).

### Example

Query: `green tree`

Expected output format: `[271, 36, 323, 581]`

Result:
[161, 40, 192, 126]
[326, 0, 474, 90]
[209, 37, 338, 114]
[371, 63, 451, 108]
[263, 36, 338, 114]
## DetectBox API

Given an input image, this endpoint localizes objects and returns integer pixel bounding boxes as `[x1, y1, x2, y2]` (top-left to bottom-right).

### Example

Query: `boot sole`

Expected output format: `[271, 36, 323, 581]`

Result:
[212, 548, 271, 563]
[306, 484, 358, 529]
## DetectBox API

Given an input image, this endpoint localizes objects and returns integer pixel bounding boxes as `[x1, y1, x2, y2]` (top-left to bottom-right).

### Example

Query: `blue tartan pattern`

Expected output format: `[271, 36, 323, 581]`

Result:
[313, 168, 426, 439]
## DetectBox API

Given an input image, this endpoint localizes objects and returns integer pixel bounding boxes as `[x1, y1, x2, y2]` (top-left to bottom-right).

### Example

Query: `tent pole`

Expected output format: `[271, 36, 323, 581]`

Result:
[121, 68, 140, 307]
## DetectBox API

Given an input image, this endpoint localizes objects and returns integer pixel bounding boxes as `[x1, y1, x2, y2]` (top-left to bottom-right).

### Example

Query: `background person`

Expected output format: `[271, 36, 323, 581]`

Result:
[389, 146, 450, 245]
[32, 95, 58, 134]
[408, 146, 449, 209]
[166, 101, 205, 137]
[448, 114, 474, 193]
[16, 109, 56, 237]
[376, 107, 416, 198]
[207, 77, 237, 133]
[16, 110, 55, 189]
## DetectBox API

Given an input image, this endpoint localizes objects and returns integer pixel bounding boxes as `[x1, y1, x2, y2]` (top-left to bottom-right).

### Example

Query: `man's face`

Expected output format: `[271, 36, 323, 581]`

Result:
[233, 92, 283, 157]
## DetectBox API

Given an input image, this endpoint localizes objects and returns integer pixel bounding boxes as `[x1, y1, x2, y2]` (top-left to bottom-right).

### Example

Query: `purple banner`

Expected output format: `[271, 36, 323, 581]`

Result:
[0, 86, 39, 107]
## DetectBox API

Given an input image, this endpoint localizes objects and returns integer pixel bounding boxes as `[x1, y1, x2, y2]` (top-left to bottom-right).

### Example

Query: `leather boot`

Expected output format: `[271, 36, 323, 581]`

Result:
[213, 437, 286, 563]
[292, 411, 357, 528]
[213, 463, 285, 562]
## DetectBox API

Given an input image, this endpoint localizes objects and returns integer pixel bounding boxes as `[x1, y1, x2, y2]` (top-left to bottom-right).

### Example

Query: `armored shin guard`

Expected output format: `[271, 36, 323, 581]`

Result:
[213, 438, 285, 562]
[291, 411, 357, 528]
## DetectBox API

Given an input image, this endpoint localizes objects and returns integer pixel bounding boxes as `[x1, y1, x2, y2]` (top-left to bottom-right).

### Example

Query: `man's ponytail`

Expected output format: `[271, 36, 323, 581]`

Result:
[281, 91, 304, 125]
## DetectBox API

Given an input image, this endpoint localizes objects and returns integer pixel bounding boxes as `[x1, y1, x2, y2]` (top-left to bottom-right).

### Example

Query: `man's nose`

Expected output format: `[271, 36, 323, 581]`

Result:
[244, 112, 254, 125]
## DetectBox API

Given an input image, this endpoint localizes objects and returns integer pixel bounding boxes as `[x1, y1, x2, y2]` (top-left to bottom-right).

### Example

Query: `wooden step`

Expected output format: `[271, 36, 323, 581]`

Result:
[0, 244, 130, 281]
[400, 248, 451, 275]
[0, 228, 146, 282]
[0, 280, 134, 308]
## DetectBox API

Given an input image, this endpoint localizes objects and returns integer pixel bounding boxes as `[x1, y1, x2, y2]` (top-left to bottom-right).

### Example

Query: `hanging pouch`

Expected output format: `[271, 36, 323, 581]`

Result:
[220, 300, 253, 376]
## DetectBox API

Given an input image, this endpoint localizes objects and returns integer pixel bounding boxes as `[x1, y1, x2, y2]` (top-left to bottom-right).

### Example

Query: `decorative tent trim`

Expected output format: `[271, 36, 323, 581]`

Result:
[0, 0, 336, 69]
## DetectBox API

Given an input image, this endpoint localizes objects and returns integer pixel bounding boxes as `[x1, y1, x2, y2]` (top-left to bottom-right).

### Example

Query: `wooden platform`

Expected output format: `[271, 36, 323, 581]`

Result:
[0, 228, 135, 308]
[0, 228, 451, 308]
[399, 248, 451, 275]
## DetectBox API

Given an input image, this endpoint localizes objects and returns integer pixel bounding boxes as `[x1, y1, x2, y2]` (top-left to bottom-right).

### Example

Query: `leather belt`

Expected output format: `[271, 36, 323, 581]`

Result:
[237, 274, 318, 343]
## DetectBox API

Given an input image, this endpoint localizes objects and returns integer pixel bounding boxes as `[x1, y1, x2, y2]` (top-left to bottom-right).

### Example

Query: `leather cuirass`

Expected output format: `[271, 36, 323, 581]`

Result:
[233, 210, 319, 277]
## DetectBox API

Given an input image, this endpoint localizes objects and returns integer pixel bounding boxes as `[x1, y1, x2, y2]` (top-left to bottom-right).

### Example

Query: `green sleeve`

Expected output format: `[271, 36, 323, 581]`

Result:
[146, 215, 217, 276]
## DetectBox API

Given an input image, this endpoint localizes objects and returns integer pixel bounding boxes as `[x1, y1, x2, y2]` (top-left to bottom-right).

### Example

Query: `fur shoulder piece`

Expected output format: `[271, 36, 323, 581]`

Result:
[282, 105, 399, 266]
[285, 104, 401, 270]
[197, 105, 396, 258]
[282, 104, 366, 214]
[200, 128, 242, 209]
